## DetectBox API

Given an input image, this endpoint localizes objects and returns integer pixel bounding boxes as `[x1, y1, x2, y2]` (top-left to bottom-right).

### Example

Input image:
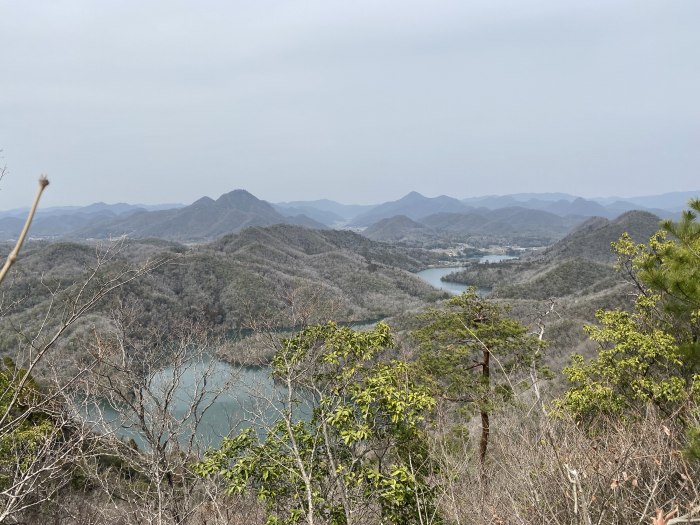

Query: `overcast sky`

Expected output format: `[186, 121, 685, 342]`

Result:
[1, 1, 698, 208]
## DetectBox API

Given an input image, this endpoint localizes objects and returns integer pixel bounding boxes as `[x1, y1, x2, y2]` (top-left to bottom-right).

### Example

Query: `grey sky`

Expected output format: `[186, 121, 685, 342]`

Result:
[1, 0, 698, 208]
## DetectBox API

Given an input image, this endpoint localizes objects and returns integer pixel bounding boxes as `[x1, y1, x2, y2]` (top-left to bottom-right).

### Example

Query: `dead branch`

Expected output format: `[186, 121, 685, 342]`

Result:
[0, 176, 49, 285]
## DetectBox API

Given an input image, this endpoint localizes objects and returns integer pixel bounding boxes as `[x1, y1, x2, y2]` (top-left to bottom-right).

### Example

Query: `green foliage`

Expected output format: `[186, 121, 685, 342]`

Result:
[612, 203, 700, 355]
[411, 289, 545, 464]
[642, 202, 700, 348]
[685, 425, 700, 461]
[559, 200, 700, 427]
[196, 322, 438, 525]
[557, 297, 691, 419]
[0, 358, 53, 490]
[412, 290, 544, 410]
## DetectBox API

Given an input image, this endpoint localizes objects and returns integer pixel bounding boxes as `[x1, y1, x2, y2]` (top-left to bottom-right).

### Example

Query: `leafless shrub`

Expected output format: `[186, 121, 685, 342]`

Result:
[65, 314, 244, 525]
[0, 237, 171, 523]
[430, 404, 699, 524]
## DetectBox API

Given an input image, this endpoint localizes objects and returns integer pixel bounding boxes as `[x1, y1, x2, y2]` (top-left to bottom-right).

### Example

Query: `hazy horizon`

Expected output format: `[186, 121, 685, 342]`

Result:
[1, 1, 698, 209]
[1, 186, 699, 213]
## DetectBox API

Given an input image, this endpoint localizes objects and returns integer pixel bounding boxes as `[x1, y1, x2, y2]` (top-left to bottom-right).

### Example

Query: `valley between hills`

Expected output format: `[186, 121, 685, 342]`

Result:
[1, 186, 699, 524]
[0, 188, 675, 376]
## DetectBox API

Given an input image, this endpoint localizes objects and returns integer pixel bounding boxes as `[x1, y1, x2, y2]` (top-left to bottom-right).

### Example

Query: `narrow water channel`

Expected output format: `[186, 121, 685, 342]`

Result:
[415, 267, 469, 294]
[414, 254, 517, 295]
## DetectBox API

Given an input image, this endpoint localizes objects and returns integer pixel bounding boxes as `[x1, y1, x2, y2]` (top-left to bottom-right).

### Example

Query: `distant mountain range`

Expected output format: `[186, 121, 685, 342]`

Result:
[461, 190, 698, 213]
[0, 190, 325, 242]
[0, 202, 185, 240]
[0, 201, 184, 219]
[360, 207, 582, 246]
[0, 188, 696, 242]
[273, 199, 374, 223]
[351, 192, 469, 227]
[351, 191, 685, 228]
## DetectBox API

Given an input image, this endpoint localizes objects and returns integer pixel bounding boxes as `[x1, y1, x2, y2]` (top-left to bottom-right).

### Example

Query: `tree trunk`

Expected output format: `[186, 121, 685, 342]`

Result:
[479, 346, 490, 466]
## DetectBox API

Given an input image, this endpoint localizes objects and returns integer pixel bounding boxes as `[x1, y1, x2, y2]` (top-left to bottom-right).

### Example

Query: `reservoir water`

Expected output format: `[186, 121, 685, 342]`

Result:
[415, 254, 517, 295]
[479, 254, 518, 264]
[82, 361, 278, 450]
[415, 267, 470, 294]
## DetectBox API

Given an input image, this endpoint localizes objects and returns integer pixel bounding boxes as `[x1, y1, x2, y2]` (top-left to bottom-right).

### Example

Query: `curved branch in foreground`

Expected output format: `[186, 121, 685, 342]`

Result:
[0, 175, 49, 286]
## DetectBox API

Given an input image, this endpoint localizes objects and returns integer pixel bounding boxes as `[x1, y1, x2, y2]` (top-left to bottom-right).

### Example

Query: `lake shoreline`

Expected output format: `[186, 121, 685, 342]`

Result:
[414, 254, 518, 295]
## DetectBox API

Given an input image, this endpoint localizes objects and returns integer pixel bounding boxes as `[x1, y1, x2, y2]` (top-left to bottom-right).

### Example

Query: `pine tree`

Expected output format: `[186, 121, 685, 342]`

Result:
[559, 200, 700, 446]
[411, 290, 544, 464]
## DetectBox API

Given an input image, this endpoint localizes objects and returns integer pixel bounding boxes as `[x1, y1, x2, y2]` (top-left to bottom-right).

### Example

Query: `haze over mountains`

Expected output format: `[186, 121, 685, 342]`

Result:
[0, 190, 325, 242]
[539, 210, 664, 264]
[441, 209, 663, 323]
[0, 188, 696, 243]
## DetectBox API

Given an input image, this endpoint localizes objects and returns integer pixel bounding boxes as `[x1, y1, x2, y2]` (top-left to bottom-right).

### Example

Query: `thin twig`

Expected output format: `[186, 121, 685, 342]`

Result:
[0, 176, 49, 285]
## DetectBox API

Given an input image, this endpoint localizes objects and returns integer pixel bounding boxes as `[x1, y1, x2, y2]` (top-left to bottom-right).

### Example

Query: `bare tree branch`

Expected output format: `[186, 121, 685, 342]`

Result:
[0, 176, 49, 286]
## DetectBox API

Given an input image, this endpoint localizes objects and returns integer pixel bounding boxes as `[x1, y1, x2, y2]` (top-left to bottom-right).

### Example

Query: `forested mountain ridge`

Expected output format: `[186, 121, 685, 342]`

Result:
[0, 202, 185, 239]
[211, 223, 437, 270]
[350, 191, 470, 227]
[538, 209, 662, 264]
[362, 206, 583, 246]
[0, 225, 444, 372]
[361, 215, 439, 244]
[443, 210, 662, 291]
[0, 190, 326, 242]
[71, 189, 326, 241]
